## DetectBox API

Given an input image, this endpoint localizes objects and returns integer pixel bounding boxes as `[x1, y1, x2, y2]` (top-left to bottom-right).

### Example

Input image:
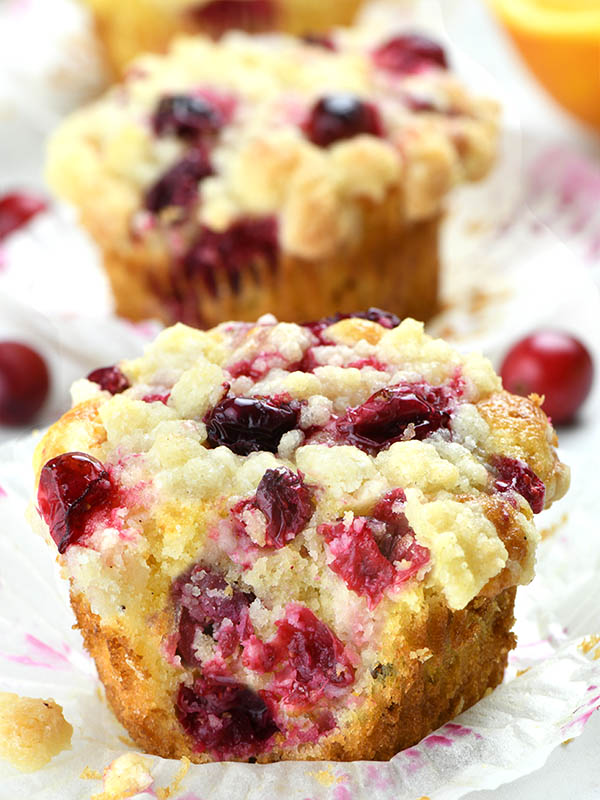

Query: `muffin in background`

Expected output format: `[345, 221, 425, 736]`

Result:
[46, 24, 498, 329]
[83, 0, 365, 75]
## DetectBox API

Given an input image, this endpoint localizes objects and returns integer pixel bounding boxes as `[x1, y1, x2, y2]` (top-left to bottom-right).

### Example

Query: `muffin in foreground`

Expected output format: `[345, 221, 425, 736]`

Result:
[47, 25, 498, 329]
[32, 314, 569, 763]
[83, 0, 365, 75]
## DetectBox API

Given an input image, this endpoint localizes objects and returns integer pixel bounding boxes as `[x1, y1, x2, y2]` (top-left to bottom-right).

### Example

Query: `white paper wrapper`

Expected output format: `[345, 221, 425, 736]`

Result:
[0, 1, 599, 797]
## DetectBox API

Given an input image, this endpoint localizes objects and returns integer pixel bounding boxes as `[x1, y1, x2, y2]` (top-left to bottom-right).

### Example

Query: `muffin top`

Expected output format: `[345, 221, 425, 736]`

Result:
[47, 21, 498, 260]
[35, 314, 568, 617]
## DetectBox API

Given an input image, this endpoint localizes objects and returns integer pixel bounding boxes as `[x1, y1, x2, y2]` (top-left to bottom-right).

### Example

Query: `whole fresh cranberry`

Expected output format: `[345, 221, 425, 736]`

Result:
[87, 366, 130, 395]
[253, 467, 314, 548]
[0, 192, 47, 242]
[144, 150, 213, 214]
[305, 95, 383, 148]
[373, 34, 448, 74]
[37, 452, 113, 553]
[0, 342, 49, 426]
[153, 94, 224, 139]
[176, 675, 278, 758]
[500, 331, 594, 425]
[204, 396, 300, 455]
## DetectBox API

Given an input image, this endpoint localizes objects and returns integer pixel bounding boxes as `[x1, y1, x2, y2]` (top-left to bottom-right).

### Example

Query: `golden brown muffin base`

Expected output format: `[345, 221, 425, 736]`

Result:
[99, 206, 441, 330]
[86, 0, 364, 76]
[70, 585, 515, 763]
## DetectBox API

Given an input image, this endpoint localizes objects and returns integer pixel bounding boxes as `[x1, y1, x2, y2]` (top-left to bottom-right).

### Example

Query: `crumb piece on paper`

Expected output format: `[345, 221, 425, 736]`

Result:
[561, 738, 574, 746]
[0, 692, 72, 772]
[91, 752, 153, 800]
[309, 768, 344, 787]
[516, 667, 531, 677]
[579, 634, 600, 657]
[157, 756, 191, 799]
[81, 766, 102, 780]
[540, 512, 569, 541]
[409, 648, 433, 662]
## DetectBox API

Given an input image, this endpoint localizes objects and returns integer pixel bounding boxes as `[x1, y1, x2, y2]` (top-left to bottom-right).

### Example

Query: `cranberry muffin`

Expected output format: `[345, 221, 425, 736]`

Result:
[32, 315, 569, 763]
[83, 0, 365, 75]
[46, 26, 498, 329]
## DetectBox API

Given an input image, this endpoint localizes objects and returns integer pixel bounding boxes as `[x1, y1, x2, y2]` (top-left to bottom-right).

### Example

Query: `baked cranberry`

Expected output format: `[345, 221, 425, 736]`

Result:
[304, 95, 383, 148]
[141, 392, 170, 405]
[244, 604, 354, 708]
[493, 456, 546, 514]
[205, 396, 299, 455]
[153, 94, 224, 140]
[373, 34, 448, 74]
[253, 467, 314, 548]
[500, 331, 594, 425]
[144, 149, 213, 214]
[336, 382, 452, 454]
[302, 33, 336, 51]
[357, 308, 402, 329]
[87, 366, 130, 395]
[183, 217, 278, 296]
[37, 452, 113, 553]
[187, 0, 277, 36]
[176, 675, 278, 759]
[172, 565, 254, 664]
[320, 517, 395, 605]
[373, 489, 429, 572]
[303, 308, 401, 345]
[320, 492, 428, 604]
[0, 192, 47, 242]
[0, 342, 49, 426]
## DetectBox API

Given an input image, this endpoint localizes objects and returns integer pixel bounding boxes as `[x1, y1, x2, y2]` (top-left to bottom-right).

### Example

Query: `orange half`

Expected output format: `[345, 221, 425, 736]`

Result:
[488, 0, 600, 131]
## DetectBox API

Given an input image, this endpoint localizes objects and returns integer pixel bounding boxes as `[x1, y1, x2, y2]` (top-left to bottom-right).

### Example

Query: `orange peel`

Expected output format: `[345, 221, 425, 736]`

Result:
[488, 0, 600, 131]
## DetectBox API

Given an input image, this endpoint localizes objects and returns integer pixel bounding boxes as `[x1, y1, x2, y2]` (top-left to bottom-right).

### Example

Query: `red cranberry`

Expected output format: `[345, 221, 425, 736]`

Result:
[302, 308, 401, 346]
[172, 565, 254, 664]
[187, 0, 277, 36]
[320, 493, 428, 604]
[357, 308, 402, 329]
[336, 382, 452, 454]
[493, 456, 546, 514]
[0, 192, 47, 242]
[320, 517, 395, 606]
[244, 604, 354, 709]
[87, 366, 130, 395]
[205, 396, 300, 455]
[37, 452, 113, 553]
[305, 95, 383, 148]
[0, 342, 49, 426]
[144, 149, 213, 214]
[373, 34, 448, 75]
[252, 467, 314, 548]
[176, 675, 278, 759]
[153, 94, 224, 140]
[141, 392, 170, 405]
[500, 331, 594, 425]
[373, 490, 429, 573]
[302, 33, 336, 51]
[182, 217, 278, 296]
